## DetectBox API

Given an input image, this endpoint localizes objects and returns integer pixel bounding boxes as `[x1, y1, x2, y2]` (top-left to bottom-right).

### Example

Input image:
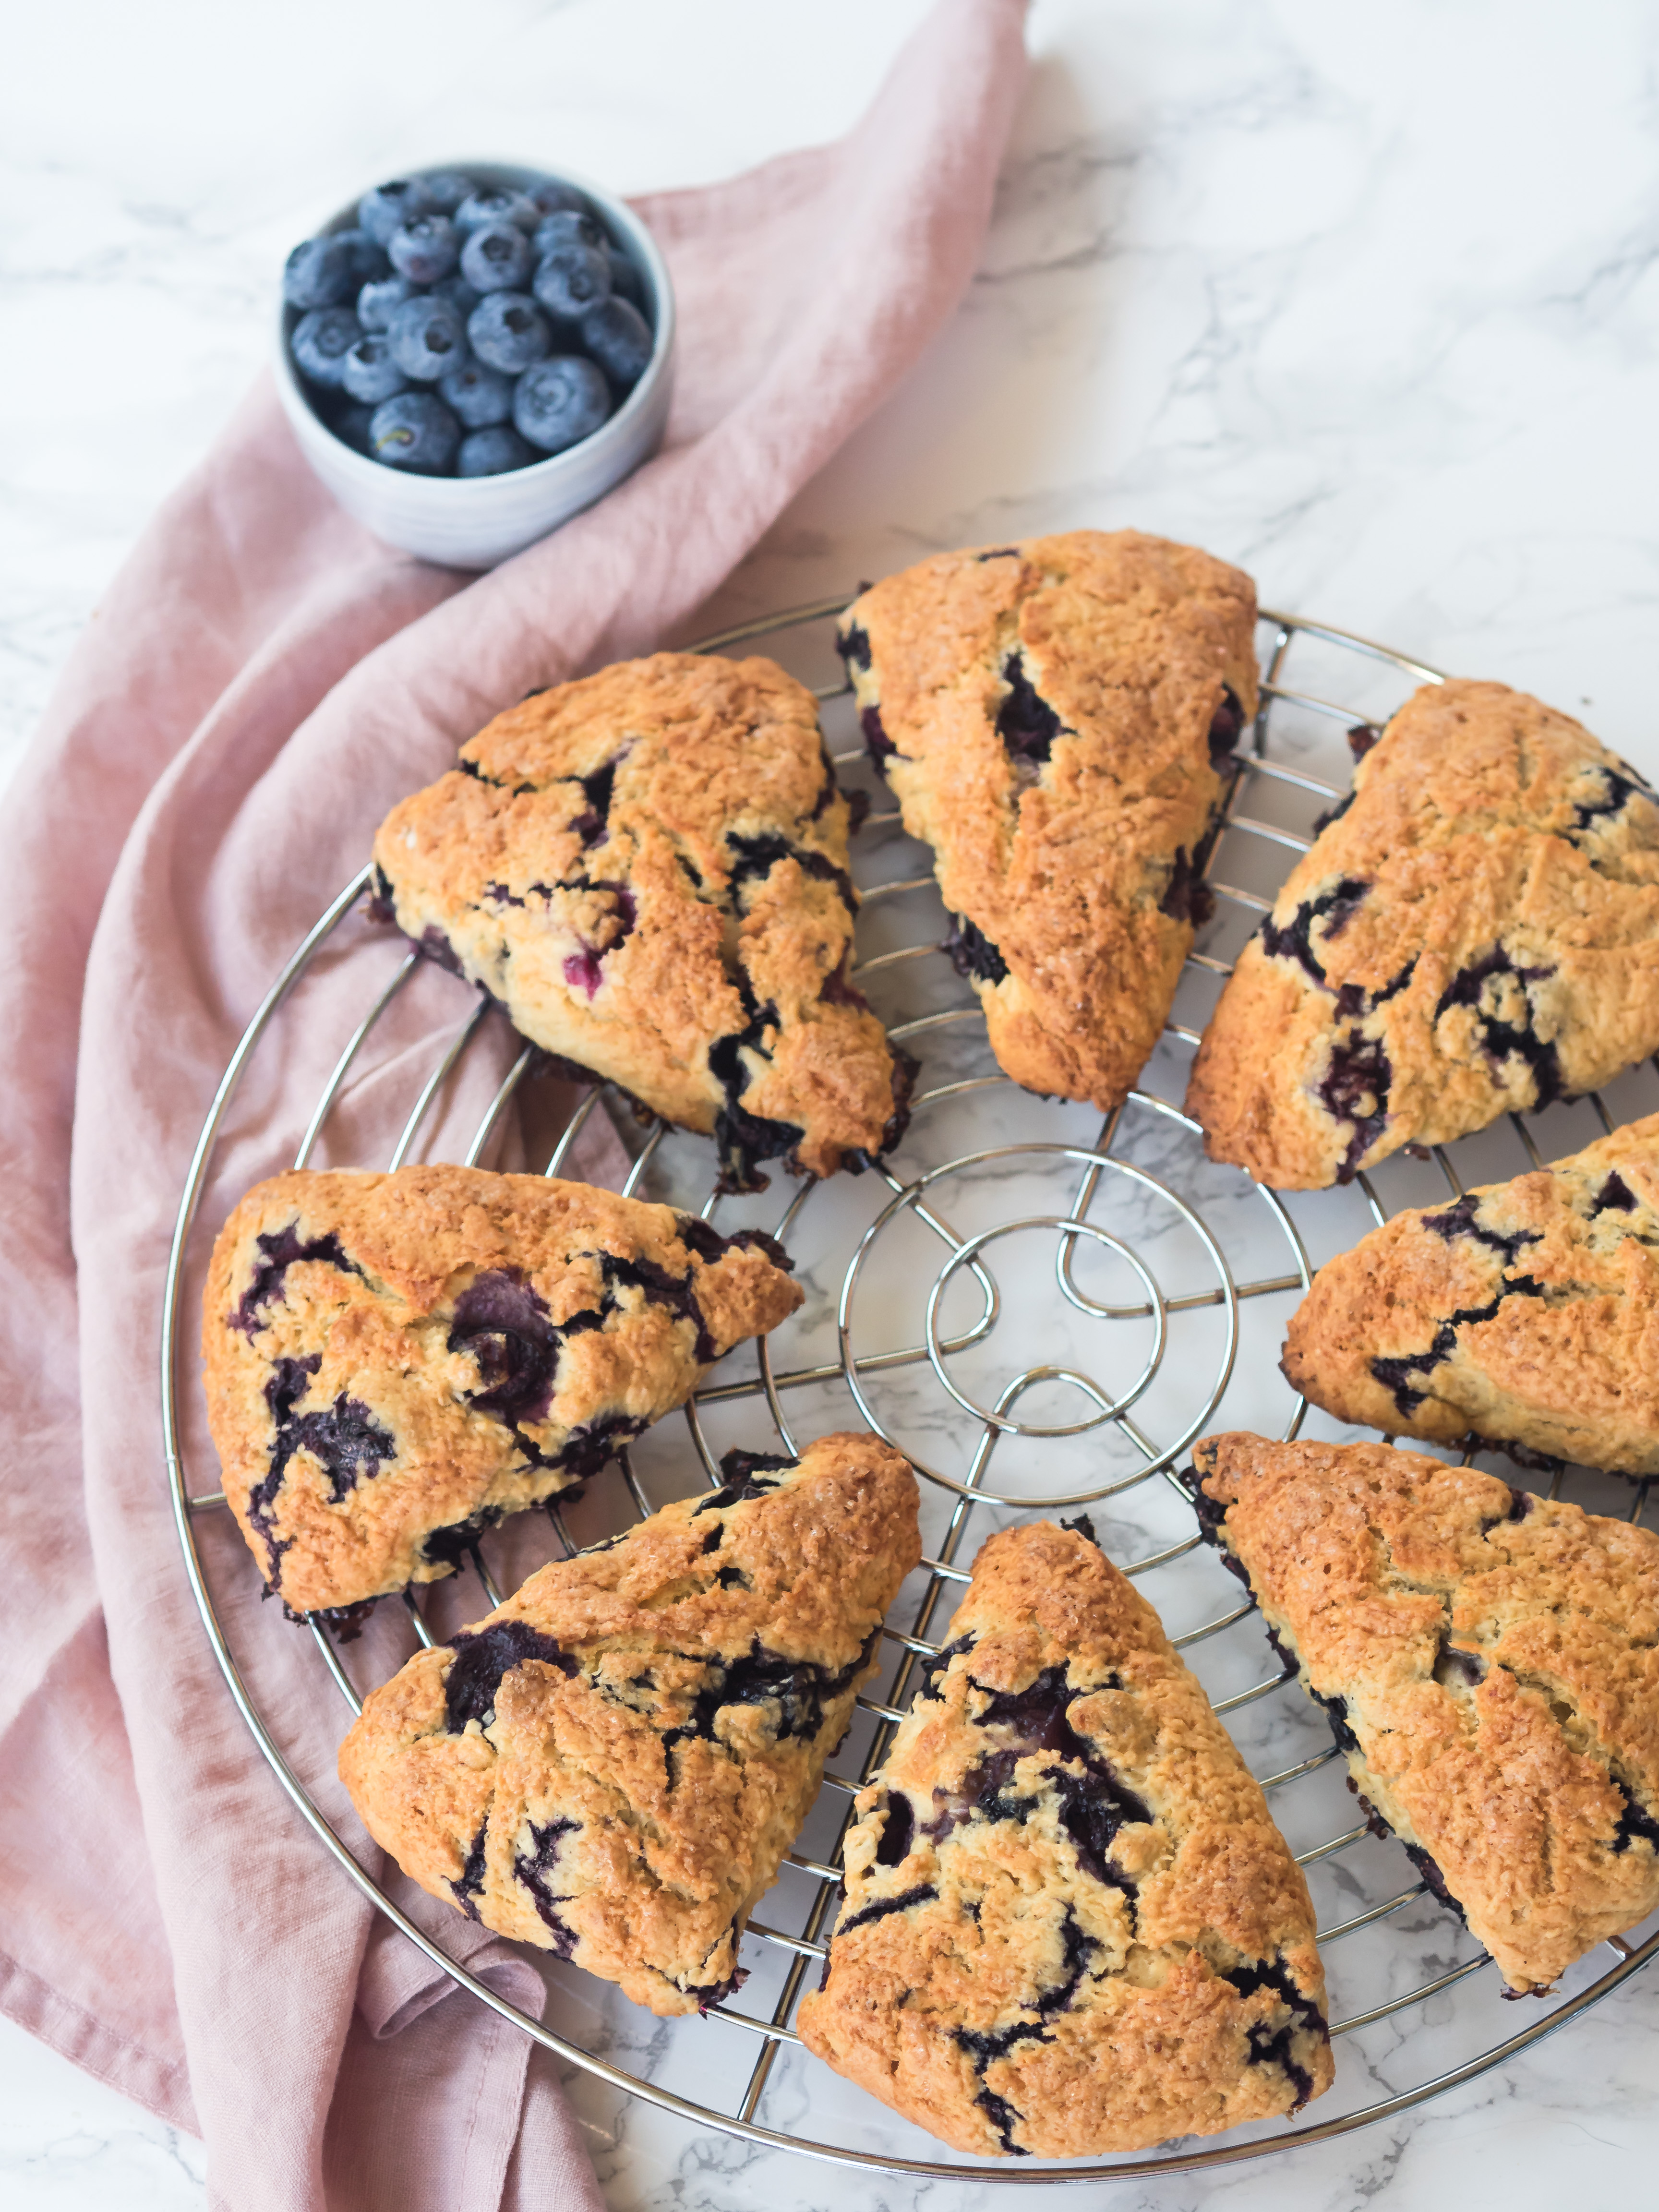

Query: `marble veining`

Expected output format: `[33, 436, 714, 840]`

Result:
[9, 0, 1659, 2206]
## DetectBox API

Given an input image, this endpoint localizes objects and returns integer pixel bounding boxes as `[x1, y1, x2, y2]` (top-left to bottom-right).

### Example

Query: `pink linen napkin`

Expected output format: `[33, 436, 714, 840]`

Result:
[0, 3, 1027, 2207]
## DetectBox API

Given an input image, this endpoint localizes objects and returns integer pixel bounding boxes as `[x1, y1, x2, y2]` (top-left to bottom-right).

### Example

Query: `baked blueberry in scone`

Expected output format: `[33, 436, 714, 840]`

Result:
[1283, 1111, 1659, 1474]
[1191, 1433, 1659, 1994]
[203, 1165, 802, 1615]
[337, 1431, 920, 2016]
[836, 530, 1259, 1109]
[795, 1520, 1331, 2158]
[1186, 681, 1659, 1188]
[371, 651, 913, 1193]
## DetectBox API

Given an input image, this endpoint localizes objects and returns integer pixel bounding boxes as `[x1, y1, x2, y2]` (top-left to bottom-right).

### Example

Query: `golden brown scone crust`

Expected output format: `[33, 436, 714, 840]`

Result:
[1186, 681, 1659, 1188]
[202, 1165, 802, 1614]
[337, 1433, 920, 2016]
[372, 652, 911, 1191]
[838, 531, 1259, 1109]
[795, 1521, 1331, 2158]
[1193, 1433, 1659, 1993]
[1284, 1112, 1659, 1473]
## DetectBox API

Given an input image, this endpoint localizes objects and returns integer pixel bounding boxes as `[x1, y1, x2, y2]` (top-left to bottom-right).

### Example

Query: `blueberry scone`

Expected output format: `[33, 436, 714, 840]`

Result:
[1192, 1433, 1659, 1994]
[1187, 681, 1659, 1188]
[203, 1165, 802, 1615]
[795, 1519, 1331, 2158]
[337, 1433, 920, 2015]
[1284, 1112, 1659, 1474]
[372, 651, 912, 1192]
[837, 531, 1259, 1108]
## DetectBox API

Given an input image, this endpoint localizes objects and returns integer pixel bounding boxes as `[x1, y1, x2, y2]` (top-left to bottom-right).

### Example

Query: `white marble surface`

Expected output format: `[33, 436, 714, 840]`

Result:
[8, 0, 1659, 2204]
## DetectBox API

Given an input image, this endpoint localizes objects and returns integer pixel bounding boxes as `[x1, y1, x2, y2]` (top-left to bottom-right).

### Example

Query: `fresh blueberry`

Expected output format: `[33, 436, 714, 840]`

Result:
[467, 291, 550, 373]
[606, 247, 646, 308]
[389, 215, 460, 284]
[369, 391, 460, 473]
[526, 179, 590, 219]
[419, 170, 472, 214]
[461, 220, 532, 293]
[532, 242, 612, 321]
[581, 296, 653, 387]
[342, 335, 409, 405]
[456, 187, 538, 234]
[333, 400, 376, 454]
[439, 359, 514, 427]
[514, 356, 612, 451]
[532, 209, 607, 259]
[358, 180, 432, 246]
[333, 228, 391, 282]
[290, 306, 363, 388]
[458, 425, 538, 476]
[431, 273, 481, 315]
[357, 274, 416, 331]
[388, 293, 469, 380]
[283, 237, 355, 310]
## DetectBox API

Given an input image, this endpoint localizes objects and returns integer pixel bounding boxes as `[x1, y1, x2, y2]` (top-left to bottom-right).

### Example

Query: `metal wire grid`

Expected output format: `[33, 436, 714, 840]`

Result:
[161, 594, 1659, 2184]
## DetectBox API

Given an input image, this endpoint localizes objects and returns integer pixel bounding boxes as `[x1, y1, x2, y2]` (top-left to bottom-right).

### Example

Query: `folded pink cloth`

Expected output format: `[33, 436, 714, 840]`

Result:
[0, 5, 1026, 2207]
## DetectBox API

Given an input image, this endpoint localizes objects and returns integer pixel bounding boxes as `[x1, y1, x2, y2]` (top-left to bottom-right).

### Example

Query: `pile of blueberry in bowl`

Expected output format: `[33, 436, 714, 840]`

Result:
[282, 167, 660, 479]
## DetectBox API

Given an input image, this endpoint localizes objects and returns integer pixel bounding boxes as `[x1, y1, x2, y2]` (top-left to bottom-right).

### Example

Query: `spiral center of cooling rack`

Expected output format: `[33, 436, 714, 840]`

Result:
[837, 1136, 1248, 1507]
[922, 1212, 1167, 1436]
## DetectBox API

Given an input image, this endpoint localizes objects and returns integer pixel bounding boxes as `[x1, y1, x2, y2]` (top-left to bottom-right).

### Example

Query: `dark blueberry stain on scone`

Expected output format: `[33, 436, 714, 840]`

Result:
[444, 1617, 576, 1733]
[1260, 878, 1370, 986]
[1159, 844, 1217, 926]
[727, 829, 856, 912]
[1569, 759, 1654, 836]
[1419, 1191, 1543, 1266]
[1596, 1171, 1637, 1213]
[836, 1880, 938, 1935]
[837, 621, 873, 674]
[418, 924, 467, 974]
[1433, 947, 1562, 1106]
[568, 756, 619, 848]
[249, 1354, 395, 1587]
[514, 1815, 581, 1951]
[914, 1633, 976, 1704]
[1366, 1193, 1548, 1417]
[1432, 1637, 1489, 1689]
[943, 912, 1010, 986]
[1220, 1958, 1324, 2108]
[1612, 1786, 1659, 1855]
[996, 653, 1064, 767]
[1208, 685, 1246, 765]
[421, 1504, 505, 1571]
[451, 1824, 489, 1920]
[231, 1221, 360, 1336]
[950, 1908, 1102, 2155]
[708, 979, 806, 1195]
[692, 1446, 798, 1515]
[660, 1629, 880, 1780]
[873, 1791, 915, 1865]
[449, 1269, 561, 1426]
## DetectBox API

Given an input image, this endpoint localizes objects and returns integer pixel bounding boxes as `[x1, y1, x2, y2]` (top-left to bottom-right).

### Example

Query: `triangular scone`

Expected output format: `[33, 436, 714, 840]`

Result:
[837, 531, 1258, 1108]
[203, 1166, 802, 1614]
[338, 1433, 919, 2015]
[372, 652, 913, 1193]
[1187, 681, 1659, 1188]
[1284, 1112, 1659, 1473]
[795, 1521, 1331, 2159]
[1193, 1434, 1659, 1994]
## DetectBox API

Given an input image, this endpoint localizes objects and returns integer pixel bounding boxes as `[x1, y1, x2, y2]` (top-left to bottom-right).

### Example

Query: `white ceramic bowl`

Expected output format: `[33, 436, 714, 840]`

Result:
[275, 160, 675, 571]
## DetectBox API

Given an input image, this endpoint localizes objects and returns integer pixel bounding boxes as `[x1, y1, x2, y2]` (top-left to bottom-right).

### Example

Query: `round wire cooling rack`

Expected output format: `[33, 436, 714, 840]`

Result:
[162, 592, 1659, 2184]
